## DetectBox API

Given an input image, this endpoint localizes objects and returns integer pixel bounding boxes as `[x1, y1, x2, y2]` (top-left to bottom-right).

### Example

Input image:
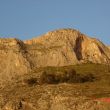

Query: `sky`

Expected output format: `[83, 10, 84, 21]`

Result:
[0, 0, 110, 45]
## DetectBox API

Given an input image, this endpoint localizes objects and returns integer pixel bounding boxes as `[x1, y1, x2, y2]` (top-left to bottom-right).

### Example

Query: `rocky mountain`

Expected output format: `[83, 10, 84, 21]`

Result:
[24, 28, 110, 67]
[0, 28, 110, 110]
[0, 28, 110, 76]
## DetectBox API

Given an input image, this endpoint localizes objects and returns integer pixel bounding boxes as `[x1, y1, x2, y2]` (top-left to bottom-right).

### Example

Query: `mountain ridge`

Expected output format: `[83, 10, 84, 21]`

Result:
[0, 28, 110, 69]
[24, 28, 110, 66]
[1, 28, 110, 110]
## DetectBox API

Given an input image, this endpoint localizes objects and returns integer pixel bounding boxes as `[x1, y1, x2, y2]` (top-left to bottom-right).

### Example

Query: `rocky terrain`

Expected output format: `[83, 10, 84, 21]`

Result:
[0, 28, 110, 73]
[24, 29, 110, 67]
[1, 64, 110, 110]
[0, 28, 110, 110]
[0, 38, 31, 88]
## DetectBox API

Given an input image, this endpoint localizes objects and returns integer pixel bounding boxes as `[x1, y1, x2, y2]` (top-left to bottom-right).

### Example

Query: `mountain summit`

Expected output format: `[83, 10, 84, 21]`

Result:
[24, 28, 110, 67]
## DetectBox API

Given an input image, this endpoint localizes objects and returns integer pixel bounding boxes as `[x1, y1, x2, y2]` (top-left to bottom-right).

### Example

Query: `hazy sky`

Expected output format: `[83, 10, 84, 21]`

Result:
[0, 0, 110, 45]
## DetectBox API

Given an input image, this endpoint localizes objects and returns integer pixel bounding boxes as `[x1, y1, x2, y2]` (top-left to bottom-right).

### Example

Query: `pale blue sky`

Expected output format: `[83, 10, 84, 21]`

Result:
[0, 0, 110, 45]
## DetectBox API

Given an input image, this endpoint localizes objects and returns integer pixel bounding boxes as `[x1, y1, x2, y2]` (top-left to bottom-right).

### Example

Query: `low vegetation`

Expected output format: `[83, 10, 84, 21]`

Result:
[24, 77, 38, 86]
[39, 68, 95, 84]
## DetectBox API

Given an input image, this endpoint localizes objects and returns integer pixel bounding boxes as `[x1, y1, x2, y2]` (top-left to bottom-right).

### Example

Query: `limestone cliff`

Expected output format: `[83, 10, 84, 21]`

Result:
[24, 29, 110, 67]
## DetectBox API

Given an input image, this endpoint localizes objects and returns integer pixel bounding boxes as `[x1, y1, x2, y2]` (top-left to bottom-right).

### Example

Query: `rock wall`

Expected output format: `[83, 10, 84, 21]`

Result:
[24, 29, 110, 67]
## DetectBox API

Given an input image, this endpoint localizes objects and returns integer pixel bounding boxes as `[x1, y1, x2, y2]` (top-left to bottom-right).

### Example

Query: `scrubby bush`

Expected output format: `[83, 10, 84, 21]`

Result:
[40, 68, 77, 84]
[80, 73, 95, 83]
[24, 77, 37, 86]
[65, 69, 79, 83]
[39, 68, 95, 84]
[40, 71, 59, 84]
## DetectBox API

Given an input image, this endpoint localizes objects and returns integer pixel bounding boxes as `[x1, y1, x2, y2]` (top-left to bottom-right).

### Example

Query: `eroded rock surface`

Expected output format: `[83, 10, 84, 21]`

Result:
[24, 29, 110, 67]
[0, 29, 110, 72]
[0, 38, 31, 88]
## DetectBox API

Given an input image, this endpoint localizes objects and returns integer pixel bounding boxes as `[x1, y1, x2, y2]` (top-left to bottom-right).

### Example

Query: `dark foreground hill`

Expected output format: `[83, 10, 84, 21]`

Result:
[0, 28, 110, 110]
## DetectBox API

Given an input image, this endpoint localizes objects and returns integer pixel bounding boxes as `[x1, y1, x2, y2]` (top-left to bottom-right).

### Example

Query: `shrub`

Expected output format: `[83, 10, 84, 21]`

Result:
[40, 68, 77, 84]
[39, 68, 95, 84]
[80, 73, 95, 83]
[39, 71, 59, 84]
[65, 68, 78, 83]
[24, 77, 37, 86]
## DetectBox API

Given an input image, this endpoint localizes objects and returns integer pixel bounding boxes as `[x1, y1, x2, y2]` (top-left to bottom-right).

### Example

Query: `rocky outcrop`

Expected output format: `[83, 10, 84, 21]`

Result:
[24, 29, 110, 67]
[0, 38, 22, 46]
[0, 38, 31, 88]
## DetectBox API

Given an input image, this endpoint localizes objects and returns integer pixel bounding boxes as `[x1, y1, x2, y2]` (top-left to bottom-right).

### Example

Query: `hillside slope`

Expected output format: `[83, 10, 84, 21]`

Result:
[1, 64, 110, 110]
[0, 38, 31, 87]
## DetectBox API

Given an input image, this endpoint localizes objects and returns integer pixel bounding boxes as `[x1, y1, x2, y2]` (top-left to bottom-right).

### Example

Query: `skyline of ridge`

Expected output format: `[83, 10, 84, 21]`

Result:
[0, 28, 109, 47]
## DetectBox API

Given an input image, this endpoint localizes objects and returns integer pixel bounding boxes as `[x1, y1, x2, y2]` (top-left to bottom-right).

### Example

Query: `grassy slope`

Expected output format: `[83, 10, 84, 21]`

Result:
[1, 63, 110, 108]
[33, 63, 110, 98]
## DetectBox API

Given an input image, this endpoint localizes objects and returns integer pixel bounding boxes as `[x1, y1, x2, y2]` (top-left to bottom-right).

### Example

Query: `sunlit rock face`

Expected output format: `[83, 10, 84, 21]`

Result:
[0, 38, 31, 88]
[0, 29, 110, 80]
[24, 28, 110, 67]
